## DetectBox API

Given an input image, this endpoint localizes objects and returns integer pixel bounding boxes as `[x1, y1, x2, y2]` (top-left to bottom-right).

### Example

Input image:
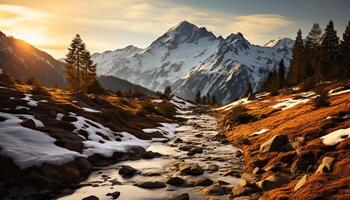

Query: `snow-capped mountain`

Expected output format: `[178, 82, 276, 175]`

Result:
[0, 31, 66, 87]
[92, 21, 293, 103]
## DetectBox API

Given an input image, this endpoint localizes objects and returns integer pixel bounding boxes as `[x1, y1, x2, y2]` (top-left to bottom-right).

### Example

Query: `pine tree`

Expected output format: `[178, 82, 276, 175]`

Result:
[195, 90, 201, 104]
[164, 86, 172, 99]
[206, 93, 211, 105]
[288, 29, 304, 85]
[320, 21, 339, 80]
[277, 59, 286, 89]
[211, 95, 217, 105]
[201, 95, 207, 104]
[263, 71, 279, 92]
[340, 20, 350, 76]
[304, 23, 323, 82]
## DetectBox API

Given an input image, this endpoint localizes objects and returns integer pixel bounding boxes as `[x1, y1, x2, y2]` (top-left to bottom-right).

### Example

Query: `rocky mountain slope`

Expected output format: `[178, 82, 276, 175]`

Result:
[92, 21, 293, 104]
[216, 81, 350, 199]
[0, 31, 66, 87]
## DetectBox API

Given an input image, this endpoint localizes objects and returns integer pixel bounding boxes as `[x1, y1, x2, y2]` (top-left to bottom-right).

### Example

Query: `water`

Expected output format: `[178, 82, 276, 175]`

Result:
[59, 111, 242, 200]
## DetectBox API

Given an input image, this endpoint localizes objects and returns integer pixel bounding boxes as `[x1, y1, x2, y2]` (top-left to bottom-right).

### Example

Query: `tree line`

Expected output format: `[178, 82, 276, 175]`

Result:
[195, 90, 217, 105]
[262, 20, 350, 91]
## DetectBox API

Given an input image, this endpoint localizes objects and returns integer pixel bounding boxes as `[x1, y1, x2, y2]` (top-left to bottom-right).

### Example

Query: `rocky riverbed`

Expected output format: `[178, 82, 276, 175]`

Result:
[58, 108, 244, 200]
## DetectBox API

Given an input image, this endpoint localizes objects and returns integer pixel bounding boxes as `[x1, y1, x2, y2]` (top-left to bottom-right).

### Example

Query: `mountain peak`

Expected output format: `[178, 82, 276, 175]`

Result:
[264, 38, 294, 49]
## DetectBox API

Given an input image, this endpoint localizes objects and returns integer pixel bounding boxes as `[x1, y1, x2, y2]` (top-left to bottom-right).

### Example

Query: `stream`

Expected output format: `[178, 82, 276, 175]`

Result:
[59, 109, 243, 200]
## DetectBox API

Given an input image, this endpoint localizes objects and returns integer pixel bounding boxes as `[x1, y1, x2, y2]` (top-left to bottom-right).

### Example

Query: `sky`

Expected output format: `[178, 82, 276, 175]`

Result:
[0, 0, 349, 58]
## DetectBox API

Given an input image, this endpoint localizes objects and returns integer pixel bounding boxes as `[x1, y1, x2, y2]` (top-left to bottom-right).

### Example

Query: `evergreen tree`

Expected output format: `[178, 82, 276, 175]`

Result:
[320, 21, 339, 80]
[65, 34, 97, 91]
[340, 20, 350, 76]
[211, 95, 217, 105]
[195, 90, 201, 104]
[164, 86, 172, 98]
[206, 93, 211, 105]
[304, 23, 323, 82]
[263, 71, 279, 92]
[277, 59, 286, 88]
[288, 29, 304, 85]
[201, 95, 207, 104]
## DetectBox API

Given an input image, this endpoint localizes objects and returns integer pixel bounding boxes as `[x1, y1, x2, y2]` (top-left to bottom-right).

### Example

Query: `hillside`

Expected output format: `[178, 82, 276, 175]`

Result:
[216, 80, 350, 199]
[92, 21, 293, 104]
[0, 31, 66, 87]
[0, 73, 186, 199]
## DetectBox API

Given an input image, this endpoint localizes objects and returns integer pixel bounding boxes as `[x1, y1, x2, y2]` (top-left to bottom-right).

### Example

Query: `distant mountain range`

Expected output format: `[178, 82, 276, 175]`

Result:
[92, 21, 294, 103]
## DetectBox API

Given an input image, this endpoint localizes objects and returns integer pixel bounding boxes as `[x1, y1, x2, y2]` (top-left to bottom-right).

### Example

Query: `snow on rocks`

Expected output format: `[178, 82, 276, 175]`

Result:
[143, 123, 178, 139]
[69, 112, 150, 157]
[251, 129, 269, 136]
[0, 112, 82, 169]
[272, 98, 309, 110]
[171, 96, 195, 114]
[152, 99, 163, 103]
[81, 107, 102, 113]
[56, 113, 64, 121]
[321, 128, 350, 146]
[15, 106, 30, 110]
[329, 88, 350, 96]
[215, 98, 250, 111]
[22, 93, 39, 107]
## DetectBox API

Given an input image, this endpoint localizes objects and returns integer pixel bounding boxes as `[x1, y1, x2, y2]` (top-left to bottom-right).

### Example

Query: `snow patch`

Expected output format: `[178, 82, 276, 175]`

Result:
[272, 98, 309, 110]
[81, 107, 102, 113]
[251, 129, 269, 136]
[321, 128, 350, 146]
[0, 112, 82, 169]
[215, 98, 250, 111]
[22, 94, 38, 107]
[56, 113, 64, 121]
[152, 99, 163, 103]
[329, 88, 350, 96]
[143, 123, 178, 139]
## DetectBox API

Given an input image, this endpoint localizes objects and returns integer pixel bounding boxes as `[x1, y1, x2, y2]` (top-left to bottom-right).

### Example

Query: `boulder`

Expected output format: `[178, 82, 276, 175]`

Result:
[106, 191, 121, 199]
[239, 173, 259, 187]
[166, 177, 186, 186]
[118, 165, 137, 177]
[189, 147, 203, 154]
[195, 133, 203, 138]
[260, 135, 291, 154]
[205, 164, 219, 172]
[294, 174, 308, 192]
[134, 181, 166, 189]
[239, 136, 250, 145]
[21, 119, 37, 129]
[201, 183, 226, 195]
[256, 174, 289, 191]
[142, 151, 162, 159]
[194, 178, 214, 186]
[232, 185, 259, 197]
[315, 157, 335, 173]
[169, 193, 190, 200]
[252, 167, 265, 175]
[235, 150, 243, 157]
[82, 195, 99, 200]
[179, 163, 204, 175]
[174, 138, 184, 143]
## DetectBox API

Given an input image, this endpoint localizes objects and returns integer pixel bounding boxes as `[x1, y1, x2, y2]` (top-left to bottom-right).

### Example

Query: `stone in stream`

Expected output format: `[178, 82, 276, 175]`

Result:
[239, 173, 259, 187]
[169, 193, 190, 200]
[21, 119, 37, 129]
[232, 184, 259, 197]
[141, 169, 165, 176]
[118, 165, 138, 177]
[106, 191, 121, 199]
[194, 133, 203, 138]
[134, 181, 166, 189]
[194, 178, 214, 186]
[82, 195, 99, 200]
[179, 163, 204, 175]
[174, 138, 184, 143]
[166, 177, 186, 186]
[205, 164, 219, 172]
[201, 183, 227, 195]
[259, 134, 291, 154]
[142, 151, 162, 159]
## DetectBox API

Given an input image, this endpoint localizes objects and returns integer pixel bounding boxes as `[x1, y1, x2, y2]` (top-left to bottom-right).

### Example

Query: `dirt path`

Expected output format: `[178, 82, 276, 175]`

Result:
[59, 108, 243, 200]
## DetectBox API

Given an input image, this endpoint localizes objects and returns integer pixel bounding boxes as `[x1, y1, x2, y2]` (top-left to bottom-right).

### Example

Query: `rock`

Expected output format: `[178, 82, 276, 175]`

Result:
[218, 180, 230, 185]
[239, 173, 259, 187]
[189, 146, 203, 154]
[106, 191, 121, 199]
[201, 183, 226, 195]
[256, 174, 289, 191]
[205, 164, 219, 172]
[239, 136, 250, 145]
[21, 119, 37, 129]
[194, 178, 214, 186]
[235, 150, 243, 157]
[134, 181, 166, 189]
[179, 163, 204, 175]
[260, 135, 291, 154]
[233, 185, 259, 197]
[130, 146, 146, 154]
[315, 157, 335, 173]
[233, 193, 261, 200]
[169, 193, 190, 200]
[118, 165, 137, 177]
[195, 133, 203, 138]
[142, 151, 161, 159]
[224, 170, 241, 177]
[179, 146, 193, 151]
[251, 159, 268, 168]
[263, 162, 283, 172]
[82, 195, 99, 200]
[174, 138, 184, 143]
[221, 139, 229, 144]
[292, 137, 306, 149]
[141, 169, 164, 176]
[166, 177, 186, 186]
[294, 174, 308, 192]
[252, 167, 265, 175]
[279, 151, 297, 164]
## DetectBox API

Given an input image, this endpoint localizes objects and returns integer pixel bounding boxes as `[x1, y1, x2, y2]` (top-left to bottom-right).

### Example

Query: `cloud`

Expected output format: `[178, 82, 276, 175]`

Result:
[0, 1, 294, 58]
[228, 14, 294, 42]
